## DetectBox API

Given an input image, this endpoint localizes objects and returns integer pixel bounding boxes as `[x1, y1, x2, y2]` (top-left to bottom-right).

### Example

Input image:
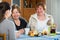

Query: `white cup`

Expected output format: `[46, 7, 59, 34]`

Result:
[15, 31, 19, 33]
[25, 28, 30, 35]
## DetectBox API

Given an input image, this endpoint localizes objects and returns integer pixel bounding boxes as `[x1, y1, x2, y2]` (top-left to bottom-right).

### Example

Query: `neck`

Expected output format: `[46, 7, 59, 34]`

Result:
[14, 19, 19, 21]
[37, 13, 46, 21]
[13, 18, 20, 26]
[37, 13, 45, 17]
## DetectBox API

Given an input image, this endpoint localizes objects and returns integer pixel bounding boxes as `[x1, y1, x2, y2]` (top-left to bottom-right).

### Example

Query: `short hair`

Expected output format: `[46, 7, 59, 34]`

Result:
[12, 4, 21, 13]
[36, 2, 45, 10]
[0, 2, 10, 23]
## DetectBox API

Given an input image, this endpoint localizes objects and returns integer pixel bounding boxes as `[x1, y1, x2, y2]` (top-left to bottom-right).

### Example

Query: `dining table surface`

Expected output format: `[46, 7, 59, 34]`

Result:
[16, 34, 60, 40]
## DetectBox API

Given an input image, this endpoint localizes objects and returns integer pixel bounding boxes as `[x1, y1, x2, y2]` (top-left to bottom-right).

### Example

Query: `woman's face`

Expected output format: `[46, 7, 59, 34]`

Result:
[5, 10, 11, 18]
[12, 8, 20, 20]
[36, 5, 45, 16]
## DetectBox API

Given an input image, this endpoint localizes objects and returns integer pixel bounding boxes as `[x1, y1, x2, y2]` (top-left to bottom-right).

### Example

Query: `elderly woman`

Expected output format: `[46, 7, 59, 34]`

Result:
[28, 2, 54, 34]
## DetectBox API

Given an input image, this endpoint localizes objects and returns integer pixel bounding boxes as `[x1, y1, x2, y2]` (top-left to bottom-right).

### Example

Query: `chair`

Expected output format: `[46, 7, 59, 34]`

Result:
[0, 33, 6, 40]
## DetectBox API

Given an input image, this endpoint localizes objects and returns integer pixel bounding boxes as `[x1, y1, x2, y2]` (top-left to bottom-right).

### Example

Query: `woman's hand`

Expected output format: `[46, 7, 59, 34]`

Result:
[16, 29, 24, 38]
[18, 29, 24, 34]
[16, 31, 20, 38]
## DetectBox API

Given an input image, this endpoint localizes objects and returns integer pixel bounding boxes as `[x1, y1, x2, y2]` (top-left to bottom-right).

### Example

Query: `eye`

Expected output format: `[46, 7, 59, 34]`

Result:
[16, 11, 19, 13]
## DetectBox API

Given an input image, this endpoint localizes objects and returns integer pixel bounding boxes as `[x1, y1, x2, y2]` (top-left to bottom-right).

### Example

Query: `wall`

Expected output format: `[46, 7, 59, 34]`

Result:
[57, 0, 60, 31]
[13, 0, 20, 6]
[46, 0, 60, 31]
[0, 0, 2, 2]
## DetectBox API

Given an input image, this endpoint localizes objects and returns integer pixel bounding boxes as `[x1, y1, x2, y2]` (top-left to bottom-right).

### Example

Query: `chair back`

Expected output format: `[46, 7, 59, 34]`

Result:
[0, 33, 6, 40]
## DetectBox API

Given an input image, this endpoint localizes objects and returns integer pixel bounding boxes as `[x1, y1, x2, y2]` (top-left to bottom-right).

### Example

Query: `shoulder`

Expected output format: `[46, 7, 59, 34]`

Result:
[29, 14, 37, 23]
[6, 19, 15, 29]
[3, 19, 15, 26]
[19, 17, 27, 23]
[8, 17, 14, 22]
[30, 13, 37, 18]
[0, 19, 15, 29]
[45, 13, 53, 18]
[30, 13, 37, 20]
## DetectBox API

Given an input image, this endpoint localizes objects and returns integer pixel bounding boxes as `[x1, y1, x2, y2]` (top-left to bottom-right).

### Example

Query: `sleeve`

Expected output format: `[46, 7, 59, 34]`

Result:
[8, 22, 16, 40]
[27, 16, 33, 28]
[27, 16, 37, 30]
[22, 19, 27, 28]
[20, 18, 28, 29]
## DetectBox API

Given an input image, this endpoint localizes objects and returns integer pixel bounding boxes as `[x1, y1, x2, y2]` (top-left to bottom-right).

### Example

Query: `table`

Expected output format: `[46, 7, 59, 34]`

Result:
[17, 34, 60, 40]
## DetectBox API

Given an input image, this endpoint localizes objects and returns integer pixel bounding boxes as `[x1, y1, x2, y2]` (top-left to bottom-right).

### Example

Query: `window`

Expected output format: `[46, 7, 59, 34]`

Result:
[12, 0, 20, 6]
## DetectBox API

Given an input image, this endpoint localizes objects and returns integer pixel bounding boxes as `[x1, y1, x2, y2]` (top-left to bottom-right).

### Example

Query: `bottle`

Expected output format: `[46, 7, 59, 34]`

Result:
[50, 23, 56, 36]
[47, 18, 56, 36]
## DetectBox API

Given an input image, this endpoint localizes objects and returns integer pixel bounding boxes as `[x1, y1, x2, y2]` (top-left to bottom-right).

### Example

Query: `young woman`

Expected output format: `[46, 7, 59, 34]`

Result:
[0, 2, 16, 40]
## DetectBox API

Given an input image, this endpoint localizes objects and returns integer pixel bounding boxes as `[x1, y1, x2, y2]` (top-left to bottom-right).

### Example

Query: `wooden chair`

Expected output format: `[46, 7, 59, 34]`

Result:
[0, 33, 6, 40]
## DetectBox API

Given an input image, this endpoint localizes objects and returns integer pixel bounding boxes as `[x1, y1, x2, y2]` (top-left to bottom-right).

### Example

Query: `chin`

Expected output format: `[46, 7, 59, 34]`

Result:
[37, 13, 43, 16]
[14, 18, 19, 20]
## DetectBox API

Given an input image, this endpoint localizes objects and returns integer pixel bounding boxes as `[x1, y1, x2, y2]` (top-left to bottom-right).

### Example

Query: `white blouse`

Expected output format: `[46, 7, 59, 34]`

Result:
[28, 13, 54, 32]
[36, 15, 49, 32]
